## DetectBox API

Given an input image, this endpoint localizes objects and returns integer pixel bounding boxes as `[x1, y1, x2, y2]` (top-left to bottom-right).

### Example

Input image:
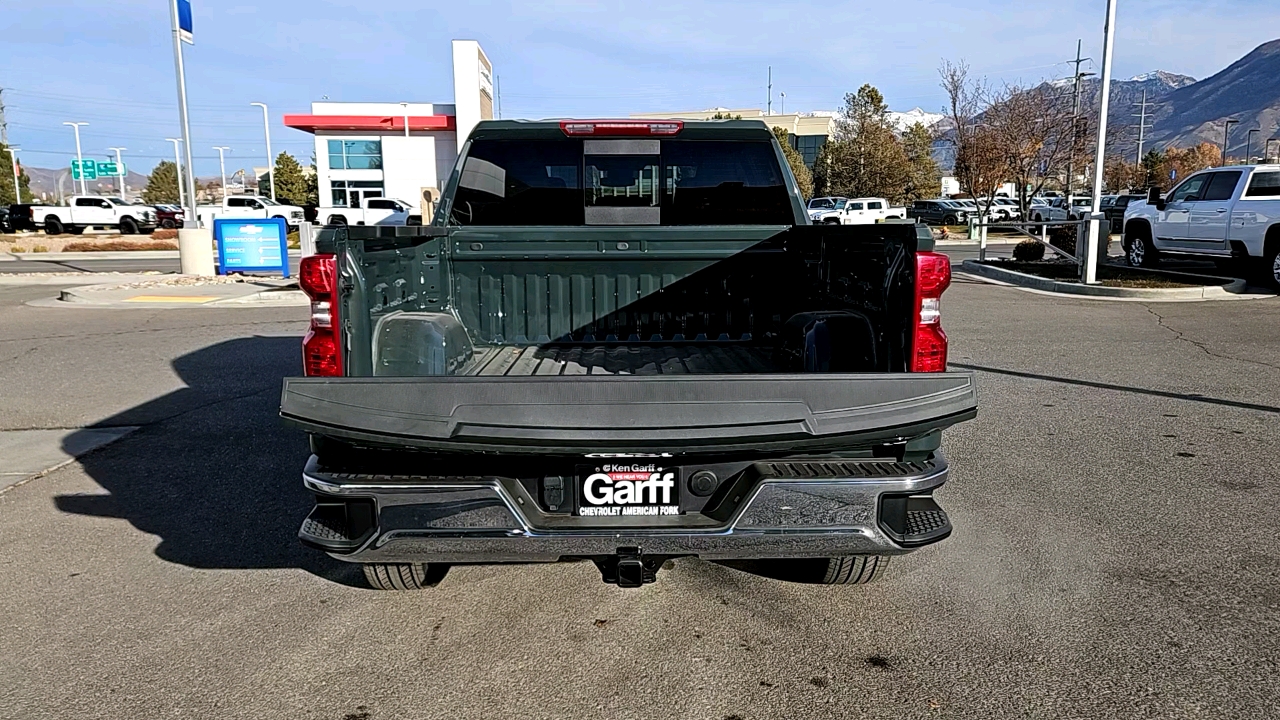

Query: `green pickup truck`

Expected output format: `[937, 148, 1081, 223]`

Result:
[280, 118, 976, 590]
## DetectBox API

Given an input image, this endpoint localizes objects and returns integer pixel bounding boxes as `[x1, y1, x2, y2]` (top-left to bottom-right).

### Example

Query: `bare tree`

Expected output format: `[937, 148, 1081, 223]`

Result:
[981, 83, 1079, 216]
[939, 61, 1005, 222]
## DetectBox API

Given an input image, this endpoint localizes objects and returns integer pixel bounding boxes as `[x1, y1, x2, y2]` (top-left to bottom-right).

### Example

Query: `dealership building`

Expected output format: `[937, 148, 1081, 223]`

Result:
[283, 40, 493, 213]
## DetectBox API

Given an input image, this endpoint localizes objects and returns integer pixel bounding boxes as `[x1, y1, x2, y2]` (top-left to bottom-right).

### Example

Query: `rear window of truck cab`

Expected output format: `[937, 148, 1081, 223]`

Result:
[450, 138, 794, 226]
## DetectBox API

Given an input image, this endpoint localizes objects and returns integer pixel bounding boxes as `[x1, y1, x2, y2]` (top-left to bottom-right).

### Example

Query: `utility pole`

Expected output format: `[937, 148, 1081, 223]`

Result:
[108, 147, 127, 199]
[1064, 39, 1094, 201]
[1132, 90, 1154, 164]
[767, 66, 772, 116]
[1221, 119, 1238, 166]
[0, 88, 9, 145]
[495, 75, 502, 119]
[213, 147, 230, 201]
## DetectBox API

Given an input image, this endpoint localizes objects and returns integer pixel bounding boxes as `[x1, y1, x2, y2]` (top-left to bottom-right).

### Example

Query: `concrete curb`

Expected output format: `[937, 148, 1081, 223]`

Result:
[5, 249, 304, 261]
[959, 259, 1257, 300]
[0, 273, 171, 286]
[46, 278, 308, 309]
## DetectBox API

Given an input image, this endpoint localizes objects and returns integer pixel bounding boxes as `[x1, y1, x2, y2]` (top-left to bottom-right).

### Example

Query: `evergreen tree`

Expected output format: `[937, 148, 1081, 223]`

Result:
[272, 152, 310, 206]
[771, 127, 814, 200]
[0, 143, 33, 204]
[142, 160, 181, 204]
[901, 122, 940, 201]
[825, 84, 912, 202]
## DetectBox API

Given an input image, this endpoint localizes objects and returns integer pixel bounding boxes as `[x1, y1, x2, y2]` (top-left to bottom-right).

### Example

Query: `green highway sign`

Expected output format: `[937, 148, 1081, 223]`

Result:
[71, 159, 97, 181]
[70, 160, 127, 180]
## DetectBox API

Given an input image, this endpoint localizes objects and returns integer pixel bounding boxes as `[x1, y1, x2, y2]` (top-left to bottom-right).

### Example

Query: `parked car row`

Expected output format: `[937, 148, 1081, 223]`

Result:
[806, 197, 906, 225]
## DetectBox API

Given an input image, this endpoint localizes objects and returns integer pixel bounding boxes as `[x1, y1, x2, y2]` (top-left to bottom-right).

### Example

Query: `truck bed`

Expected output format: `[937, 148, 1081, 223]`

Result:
[460, 344, 777, 376]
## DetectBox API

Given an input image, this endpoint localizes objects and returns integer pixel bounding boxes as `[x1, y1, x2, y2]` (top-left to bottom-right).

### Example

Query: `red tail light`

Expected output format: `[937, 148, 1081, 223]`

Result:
[299, 254, 343, 376]
[911, 251, 951, 372]
[559, 120, 683, 136]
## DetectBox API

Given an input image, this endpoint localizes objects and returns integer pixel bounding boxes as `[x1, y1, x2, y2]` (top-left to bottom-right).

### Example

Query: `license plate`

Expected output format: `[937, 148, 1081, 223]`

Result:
[575, 464, 681, 517]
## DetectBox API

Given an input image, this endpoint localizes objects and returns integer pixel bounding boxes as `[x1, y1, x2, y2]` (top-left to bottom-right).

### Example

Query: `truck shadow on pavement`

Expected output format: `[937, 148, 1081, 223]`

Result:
[53, 335, 366, 587]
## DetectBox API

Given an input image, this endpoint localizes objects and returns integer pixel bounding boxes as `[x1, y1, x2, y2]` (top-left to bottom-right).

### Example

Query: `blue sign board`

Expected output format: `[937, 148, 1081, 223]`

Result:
[214, 218, 289, 277]
[177, 0, 194, 44]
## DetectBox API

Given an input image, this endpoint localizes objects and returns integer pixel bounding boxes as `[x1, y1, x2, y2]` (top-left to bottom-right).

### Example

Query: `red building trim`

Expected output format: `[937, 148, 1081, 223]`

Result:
[283, 114, 456, 133]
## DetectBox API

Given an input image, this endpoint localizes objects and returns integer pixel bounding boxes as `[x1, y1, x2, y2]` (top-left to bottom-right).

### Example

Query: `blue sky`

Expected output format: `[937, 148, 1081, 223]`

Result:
[3, 0, 1277, 177]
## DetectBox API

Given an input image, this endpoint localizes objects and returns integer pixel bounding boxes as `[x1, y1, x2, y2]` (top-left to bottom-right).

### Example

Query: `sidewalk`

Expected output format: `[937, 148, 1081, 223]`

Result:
[3, 249, 304, 262]
[37, 276, 308, 309]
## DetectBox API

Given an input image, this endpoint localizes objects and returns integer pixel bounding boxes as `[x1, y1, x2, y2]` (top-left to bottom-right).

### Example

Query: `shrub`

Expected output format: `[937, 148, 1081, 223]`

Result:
[63, 240, 179, 252]
[1048, 225, 1078, 256]
[1012, 240, 1045, 261]
[11, 246, 26, 253]
[32, 245, 49, 253]
[152, 228, 178, 240]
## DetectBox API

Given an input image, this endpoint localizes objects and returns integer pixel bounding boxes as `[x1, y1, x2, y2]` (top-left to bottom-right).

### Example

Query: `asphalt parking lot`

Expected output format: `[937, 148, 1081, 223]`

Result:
[2, 273, 1278, 719]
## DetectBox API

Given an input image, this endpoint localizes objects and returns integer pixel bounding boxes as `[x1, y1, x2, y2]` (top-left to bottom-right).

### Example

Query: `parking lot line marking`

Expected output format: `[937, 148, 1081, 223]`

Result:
[123, 295, 217, 304]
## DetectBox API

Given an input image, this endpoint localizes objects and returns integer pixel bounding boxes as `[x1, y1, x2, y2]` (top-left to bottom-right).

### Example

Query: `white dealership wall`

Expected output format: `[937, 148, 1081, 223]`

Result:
[452, 40, 495, 152]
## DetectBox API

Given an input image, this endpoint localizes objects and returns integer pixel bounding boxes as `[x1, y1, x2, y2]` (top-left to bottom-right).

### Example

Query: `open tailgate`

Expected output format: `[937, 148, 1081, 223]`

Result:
[280, 372, 976, 455]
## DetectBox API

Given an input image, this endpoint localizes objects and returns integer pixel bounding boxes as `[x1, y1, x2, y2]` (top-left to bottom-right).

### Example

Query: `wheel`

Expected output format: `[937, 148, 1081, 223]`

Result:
[1263, 240, 1280, 289]
[120, 217, 139, 235]
[823, 218, 840, 225]
[160, 218, 177, 229]
[1125, 223, 1159, 268]
[724, 555, 891, 585]
[819, 556, 890, 584]
[362, 562, 448, 590]
[943, 215, 957, 225]
[44, 217, 64, 235]
[327, 215, 347, 226]
[68, 226, 85, 235]
[1032, 213, 1043, 223]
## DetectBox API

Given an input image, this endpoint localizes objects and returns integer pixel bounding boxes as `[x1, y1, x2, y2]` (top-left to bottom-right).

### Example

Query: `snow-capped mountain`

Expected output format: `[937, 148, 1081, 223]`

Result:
[887, 107, 946, 132]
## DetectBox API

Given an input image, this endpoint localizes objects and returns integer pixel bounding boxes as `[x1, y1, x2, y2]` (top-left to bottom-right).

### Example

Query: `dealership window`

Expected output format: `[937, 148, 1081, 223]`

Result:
[327, 139, 383, 170]
[330, 180, 384, 208]
[789, 134, 827, 168]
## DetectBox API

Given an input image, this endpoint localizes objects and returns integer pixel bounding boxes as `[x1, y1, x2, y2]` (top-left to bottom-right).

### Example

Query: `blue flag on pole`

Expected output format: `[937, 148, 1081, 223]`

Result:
[177, 0, 194, 44]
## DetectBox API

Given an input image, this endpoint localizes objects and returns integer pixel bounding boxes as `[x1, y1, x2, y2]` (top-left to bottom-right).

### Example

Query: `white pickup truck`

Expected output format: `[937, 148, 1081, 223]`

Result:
[32, 196, 158, 235]
[195, 195, 307, 231]
[1123, 164, 1280, 286]
[320, 198, 421, 226]
[811, 197, 907, 225]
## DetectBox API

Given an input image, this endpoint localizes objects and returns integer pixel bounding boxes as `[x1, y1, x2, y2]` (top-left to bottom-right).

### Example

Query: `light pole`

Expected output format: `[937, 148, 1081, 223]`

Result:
[1221, 119, 1238, 165]
[1083, 0, 1117, 285]
[3, 145, 20, 204]
[212, 146, 230, 201]
[63, 122, 89, 196]
[779, 92, 786, 115]
[166, 137, 186, 208]
[1245, 129, 1260, 164]
[1268, 138, 1279, 163]
[250, 102, 275, 200]
[107, 147, 127, 199]
[400, 101, 410, 138]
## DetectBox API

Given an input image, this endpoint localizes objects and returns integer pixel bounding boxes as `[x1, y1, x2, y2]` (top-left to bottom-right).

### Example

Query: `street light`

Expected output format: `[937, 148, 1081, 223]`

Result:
[1083, 0, 1117, 285]
[400, 101, 410, 138]
[250, 102, 275, 200]
[3, 145, 20, 204]
[165, 137, 186, 208]
[63, 122, 89, 196]
[1221, 119, 1238, 165]
[779, 92, 786, 115]
[1246, 129, 1260, 164]
[107, 147, 127, 199]
[213, 146, 230, 201]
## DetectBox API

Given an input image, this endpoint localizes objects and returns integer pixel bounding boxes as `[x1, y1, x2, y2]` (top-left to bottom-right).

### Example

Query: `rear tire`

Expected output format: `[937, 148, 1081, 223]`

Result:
[943, 215, 957, 225]
[44, 217, 65, 235]
[120, 217, 139, 235]
[821, 556, 891, 585]
[1262, 241, 1280, 289]
[68, 226, 85, 235]
[160, 218, 177, 229]
[362, 562, 448, 590]
[726, 555, 891, 585]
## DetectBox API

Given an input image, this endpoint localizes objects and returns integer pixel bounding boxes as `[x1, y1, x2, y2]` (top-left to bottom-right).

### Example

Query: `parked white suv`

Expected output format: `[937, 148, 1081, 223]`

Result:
[32, 196, 158, 235]
[1123, 164, 1280, 286]
[811, 197, 907, 225]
